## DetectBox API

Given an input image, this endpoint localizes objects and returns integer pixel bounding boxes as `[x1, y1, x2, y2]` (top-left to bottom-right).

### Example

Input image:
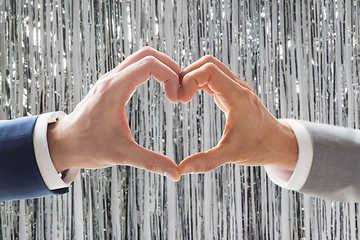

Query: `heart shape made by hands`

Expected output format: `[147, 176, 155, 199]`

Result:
[48, 47, 298, 182]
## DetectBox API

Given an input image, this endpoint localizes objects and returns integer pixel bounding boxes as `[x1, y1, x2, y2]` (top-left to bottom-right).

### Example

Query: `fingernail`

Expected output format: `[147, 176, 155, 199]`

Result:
[182, 166, 195, 175]
[164, 171, 178, 182]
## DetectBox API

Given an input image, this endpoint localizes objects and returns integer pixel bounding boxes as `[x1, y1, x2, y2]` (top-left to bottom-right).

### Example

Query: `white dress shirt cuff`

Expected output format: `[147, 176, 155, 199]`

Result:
[265, 119, 313, 191]
[33, 112, 80, 190]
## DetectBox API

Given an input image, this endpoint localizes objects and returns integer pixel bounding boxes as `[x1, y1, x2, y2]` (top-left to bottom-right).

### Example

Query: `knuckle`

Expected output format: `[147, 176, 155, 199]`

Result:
[242, 88, 260, 106]
[141, 55, 157, 65]
[245, 83, 254, 92]
[202, 54, 216, 63]
[238, 78, 255, 93]
[243, 88, 255, 100]
[140, 46, 155, 55]
[92, 78, 111, 95]
[144, 159, 158, 172]
[204, 160, 216, 173]
[203, 62, 218, 72]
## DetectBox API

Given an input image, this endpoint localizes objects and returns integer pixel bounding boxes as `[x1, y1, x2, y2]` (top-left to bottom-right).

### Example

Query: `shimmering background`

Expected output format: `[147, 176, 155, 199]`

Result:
[0, 0, 359, 239]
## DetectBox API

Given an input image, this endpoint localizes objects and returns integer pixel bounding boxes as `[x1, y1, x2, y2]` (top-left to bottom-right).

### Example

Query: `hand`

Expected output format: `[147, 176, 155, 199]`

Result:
[47, 47, 181, 181]
[178, 55, 298, 175]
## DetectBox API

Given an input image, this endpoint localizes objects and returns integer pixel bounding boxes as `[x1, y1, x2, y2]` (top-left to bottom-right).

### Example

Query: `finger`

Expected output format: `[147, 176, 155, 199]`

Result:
[180, 55, 253, 93]
[178, 146, 230, 174]
[180, 62, 251, 110]
[181, 62, 237, 103]
[121, 143, 180, 181]
[96, 47, 180, 90]
[214, 95, 228, 113]
[181, 55, 236, 80]
[198, 85, 227, 113]
[118, 46, 180, 75]
[180, 71, 201, 103]
[199, 84, 215, 96]
[105, 56, 180, 103]
[180, 83, 227, 113]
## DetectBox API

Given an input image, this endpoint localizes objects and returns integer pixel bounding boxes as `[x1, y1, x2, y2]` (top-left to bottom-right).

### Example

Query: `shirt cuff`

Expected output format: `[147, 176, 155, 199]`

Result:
[33, 112, 80, 190]
[264, 119, 313, 191]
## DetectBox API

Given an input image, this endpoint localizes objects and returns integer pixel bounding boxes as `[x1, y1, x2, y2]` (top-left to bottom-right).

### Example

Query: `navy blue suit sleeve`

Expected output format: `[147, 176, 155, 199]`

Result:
[0, 116, 68, 201]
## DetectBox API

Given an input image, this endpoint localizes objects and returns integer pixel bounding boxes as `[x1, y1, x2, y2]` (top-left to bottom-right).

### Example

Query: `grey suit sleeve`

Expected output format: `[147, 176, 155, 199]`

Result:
[299, 121, 360, 202]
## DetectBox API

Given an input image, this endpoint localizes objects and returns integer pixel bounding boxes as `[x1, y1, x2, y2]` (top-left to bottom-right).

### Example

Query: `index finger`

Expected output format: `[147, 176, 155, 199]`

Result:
[180, 62, 252, 110]
[180, 55, 253, 93]
[109, 56, 180, 103]
[180, 55, 236, 81]
[103, 47, 180, 79]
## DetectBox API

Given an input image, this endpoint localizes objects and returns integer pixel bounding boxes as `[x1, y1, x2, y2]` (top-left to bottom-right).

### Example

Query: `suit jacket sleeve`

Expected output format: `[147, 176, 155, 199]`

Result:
[299, 121, 360, 202]
[0, 116, 68, 202]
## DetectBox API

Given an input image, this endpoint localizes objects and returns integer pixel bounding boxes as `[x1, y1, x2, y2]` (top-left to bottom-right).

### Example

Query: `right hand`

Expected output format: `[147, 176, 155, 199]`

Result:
[47, 47, 181, 181]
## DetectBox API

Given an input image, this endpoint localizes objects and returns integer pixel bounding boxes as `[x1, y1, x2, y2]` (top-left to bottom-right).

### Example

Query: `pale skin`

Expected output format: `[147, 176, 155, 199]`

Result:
[47, 47, 181, 181]
[178, 55, 298, 174]
[47, 47, 298, 182]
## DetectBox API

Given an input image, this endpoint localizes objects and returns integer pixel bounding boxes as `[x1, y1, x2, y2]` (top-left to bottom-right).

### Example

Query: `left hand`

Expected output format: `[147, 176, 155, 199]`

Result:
[178, 55, 298, 175]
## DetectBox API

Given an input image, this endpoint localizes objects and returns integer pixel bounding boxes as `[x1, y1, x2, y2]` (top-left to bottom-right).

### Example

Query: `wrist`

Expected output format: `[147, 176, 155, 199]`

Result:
[47, 116, 70, 173]
[33, 112, 79, 189]
[270, 120, 299, 171]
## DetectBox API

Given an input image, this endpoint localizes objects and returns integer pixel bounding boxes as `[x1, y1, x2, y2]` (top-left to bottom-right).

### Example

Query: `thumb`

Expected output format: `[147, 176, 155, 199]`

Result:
[123, 143, 180, 181]
[178, 146, 230, 175]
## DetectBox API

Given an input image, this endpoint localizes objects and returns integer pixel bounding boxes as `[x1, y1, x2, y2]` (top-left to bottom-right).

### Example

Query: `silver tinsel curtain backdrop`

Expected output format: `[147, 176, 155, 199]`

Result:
[0, 0, 360, 239]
